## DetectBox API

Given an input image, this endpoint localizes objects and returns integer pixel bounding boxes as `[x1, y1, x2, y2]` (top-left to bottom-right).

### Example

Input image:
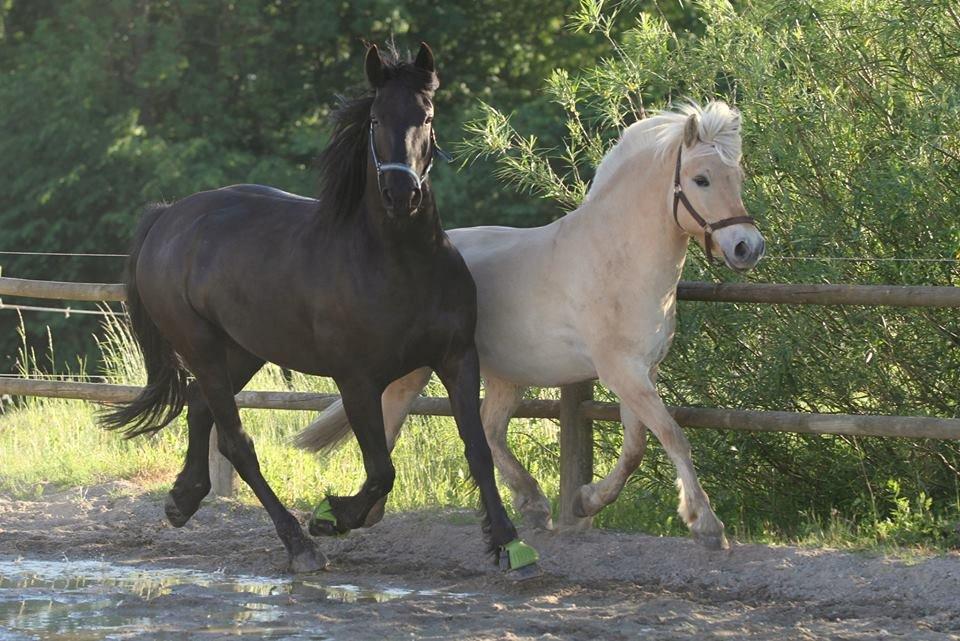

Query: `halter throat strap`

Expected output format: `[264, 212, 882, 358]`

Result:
[672, 145, 756, 264]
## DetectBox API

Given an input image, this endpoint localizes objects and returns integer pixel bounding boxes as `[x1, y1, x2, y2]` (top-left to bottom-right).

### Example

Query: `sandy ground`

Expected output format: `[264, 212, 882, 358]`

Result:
[1, 481, 958, 640]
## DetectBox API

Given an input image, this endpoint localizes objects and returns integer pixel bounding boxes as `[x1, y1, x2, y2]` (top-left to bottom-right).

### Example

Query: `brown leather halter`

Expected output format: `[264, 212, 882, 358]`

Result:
[672, 145, 757, 264]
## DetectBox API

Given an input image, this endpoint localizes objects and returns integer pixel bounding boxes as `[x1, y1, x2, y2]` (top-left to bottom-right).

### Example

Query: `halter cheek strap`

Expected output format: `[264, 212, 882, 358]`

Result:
[369, 123, 450, 194]
[672, 145, 757, 264]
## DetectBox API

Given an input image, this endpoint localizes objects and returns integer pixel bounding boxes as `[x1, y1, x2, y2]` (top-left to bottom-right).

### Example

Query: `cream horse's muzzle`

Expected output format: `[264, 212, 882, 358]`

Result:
[714, 225, 765, 272]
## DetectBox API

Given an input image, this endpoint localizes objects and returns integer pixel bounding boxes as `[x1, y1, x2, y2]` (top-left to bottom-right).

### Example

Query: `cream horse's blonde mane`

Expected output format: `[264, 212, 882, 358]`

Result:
[586, 101, 742, 200]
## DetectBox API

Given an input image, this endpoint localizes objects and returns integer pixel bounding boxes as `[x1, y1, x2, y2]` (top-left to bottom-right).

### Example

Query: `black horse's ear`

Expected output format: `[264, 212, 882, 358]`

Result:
[365, 44, 384, 87]
[683, 112, 700, 148]
[414, 42, 435, 73]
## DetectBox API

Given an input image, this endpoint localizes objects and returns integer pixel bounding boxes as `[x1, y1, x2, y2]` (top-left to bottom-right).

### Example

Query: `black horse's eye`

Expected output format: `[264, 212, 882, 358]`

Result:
[370, 116, 379, 126]
[424, 115, 433, 125]
[693, 175, 710, 187]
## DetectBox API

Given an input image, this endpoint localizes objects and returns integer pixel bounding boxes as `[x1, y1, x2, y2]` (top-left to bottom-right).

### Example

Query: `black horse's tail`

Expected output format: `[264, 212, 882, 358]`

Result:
[100, 204, 189, 438]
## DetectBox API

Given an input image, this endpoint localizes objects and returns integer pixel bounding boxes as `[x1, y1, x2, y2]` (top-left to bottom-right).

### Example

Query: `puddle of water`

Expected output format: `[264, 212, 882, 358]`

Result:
[0, 557, 473, 641]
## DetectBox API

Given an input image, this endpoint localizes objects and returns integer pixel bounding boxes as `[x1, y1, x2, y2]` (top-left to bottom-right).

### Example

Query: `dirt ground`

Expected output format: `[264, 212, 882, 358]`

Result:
[1, 481, 958, 640]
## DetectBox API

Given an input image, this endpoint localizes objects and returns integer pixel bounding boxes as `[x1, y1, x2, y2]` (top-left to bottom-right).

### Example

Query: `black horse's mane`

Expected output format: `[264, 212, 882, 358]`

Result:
[316, 45, 438, 220]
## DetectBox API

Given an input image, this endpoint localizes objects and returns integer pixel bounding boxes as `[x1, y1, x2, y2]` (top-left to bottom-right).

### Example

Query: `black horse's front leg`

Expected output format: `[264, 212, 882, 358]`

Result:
[437, 347, 542, 579]
[310, 380, 394, 536]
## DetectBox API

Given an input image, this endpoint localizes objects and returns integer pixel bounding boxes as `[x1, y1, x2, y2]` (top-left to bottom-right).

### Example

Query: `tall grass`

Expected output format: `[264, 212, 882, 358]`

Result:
[1, 313, 957, 552]
[0, 313, 561, 520]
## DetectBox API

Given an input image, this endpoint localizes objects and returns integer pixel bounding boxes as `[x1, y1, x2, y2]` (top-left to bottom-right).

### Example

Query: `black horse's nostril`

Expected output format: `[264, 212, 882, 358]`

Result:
[382, 188, 394, 208]
[734, 240, 749, 260]
[411, 187, 423, 211]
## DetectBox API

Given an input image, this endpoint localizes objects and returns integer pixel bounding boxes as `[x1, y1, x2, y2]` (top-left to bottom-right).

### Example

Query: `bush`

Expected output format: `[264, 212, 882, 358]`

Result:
[461, 0, 960, 543]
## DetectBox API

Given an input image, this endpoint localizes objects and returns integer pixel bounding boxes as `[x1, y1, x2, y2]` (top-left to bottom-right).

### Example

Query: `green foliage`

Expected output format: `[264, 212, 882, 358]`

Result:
[461, 0, 960, 542]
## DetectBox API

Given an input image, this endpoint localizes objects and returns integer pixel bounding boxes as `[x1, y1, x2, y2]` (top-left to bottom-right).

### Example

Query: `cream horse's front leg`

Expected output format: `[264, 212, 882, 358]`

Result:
[597, 357, 728, 550]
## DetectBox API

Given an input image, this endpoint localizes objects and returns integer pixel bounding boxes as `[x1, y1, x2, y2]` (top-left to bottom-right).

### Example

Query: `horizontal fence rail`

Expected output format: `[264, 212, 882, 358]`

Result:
[0, 277, 125, 302]
[3, 276, 960, 307]
[4, 273, 960, 511]
[676, 281, 960, 307]
[2, 378, 957, 441]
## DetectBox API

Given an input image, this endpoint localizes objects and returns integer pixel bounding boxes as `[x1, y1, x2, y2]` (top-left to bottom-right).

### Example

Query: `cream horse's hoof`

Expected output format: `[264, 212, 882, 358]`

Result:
[692, 531, 729, 551]
[571, 484, 607, 519]
[521, 508, 554, 531]
[361, 498, 387, 528]
[516, 495, 554, 530]
[691, 516, 729, 550]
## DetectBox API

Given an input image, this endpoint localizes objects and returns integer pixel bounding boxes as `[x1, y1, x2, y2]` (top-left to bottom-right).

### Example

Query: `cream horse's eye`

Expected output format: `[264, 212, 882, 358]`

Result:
[693, 175, 710, 187]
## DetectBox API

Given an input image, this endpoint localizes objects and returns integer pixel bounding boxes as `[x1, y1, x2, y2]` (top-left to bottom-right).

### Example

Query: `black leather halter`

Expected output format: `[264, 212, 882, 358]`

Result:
[368, 122, 451, 194]
[672, 145, 757, 264]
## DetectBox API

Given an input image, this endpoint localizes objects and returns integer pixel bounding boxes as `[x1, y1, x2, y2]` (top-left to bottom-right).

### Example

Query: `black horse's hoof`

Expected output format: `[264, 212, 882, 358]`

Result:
[498, 539, 542, 581]
[164, 492, 197, 528]
[289, 543, 329, 574]
[308, 498, 347, 537]
[506, 562, 543, 582]
[308, 518, 347, 537]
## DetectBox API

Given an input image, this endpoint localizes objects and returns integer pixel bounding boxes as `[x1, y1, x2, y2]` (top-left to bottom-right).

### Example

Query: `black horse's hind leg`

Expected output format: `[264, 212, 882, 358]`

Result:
[174, 328, 325, 573]
[165, 346, 264, 527]
[311, 381, 394, 535]
[438, 348, 520, 556]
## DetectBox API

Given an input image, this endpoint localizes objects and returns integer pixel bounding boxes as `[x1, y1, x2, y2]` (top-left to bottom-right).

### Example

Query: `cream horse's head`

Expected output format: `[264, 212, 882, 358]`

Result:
[661, 102, 765, 271]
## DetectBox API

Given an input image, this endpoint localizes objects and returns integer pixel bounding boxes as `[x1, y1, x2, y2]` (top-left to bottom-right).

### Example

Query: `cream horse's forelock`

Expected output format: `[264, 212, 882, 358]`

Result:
[587, 101, 743, 201]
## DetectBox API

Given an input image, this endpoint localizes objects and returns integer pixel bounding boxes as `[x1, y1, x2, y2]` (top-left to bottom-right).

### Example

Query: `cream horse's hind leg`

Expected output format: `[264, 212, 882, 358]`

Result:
[362, 367, 433, 527]
[598, 357, 727, 550]
[572, 402, 647, 518]
[482, 376, 554, 530]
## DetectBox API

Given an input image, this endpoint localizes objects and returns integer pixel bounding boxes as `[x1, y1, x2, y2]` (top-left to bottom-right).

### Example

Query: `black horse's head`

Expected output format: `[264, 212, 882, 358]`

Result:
[365, 43, 439, 219]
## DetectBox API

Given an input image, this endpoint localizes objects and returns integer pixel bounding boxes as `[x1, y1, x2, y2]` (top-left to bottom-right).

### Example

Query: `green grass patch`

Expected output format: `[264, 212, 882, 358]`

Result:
[1, 314, 957, 556]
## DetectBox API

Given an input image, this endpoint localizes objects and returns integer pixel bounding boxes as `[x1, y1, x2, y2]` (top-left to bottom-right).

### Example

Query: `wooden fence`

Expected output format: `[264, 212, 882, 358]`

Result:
[2, 275, 959, 526]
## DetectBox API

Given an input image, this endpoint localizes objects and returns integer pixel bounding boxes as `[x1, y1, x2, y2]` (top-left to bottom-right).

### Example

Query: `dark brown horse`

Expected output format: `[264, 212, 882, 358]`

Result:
[102, 43, 540, 577]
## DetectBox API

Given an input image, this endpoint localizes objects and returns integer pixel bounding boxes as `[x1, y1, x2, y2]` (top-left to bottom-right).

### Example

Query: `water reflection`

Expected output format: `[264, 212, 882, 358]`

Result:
[0, 557, 473, 640]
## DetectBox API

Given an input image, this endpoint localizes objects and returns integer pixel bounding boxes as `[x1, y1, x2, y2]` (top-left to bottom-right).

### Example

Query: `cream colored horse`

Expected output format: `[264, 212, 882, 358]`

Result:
[297, 101, 764, 549]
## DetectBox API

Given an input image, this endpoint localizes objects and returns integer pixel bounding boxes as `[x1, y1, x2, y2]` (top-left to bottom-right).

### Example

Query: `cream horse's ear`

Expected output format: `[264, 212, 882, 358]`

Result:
[683, 112, 700, 148]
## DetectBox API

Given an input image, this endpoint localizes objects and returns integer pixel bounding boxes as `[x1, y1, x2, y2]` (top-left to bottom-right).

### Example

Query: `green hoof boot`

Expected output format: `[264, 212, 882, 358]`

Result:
[499, 539, 542, 581]
[308, 498, 347, 537]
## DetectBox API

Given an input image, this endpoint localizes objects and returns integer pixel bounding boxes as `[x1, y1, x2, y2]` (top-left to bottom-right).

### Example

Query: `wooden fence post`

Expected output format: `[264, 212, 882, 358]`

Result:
[558, 381, 594, 529]
[208, 426, 236, 497]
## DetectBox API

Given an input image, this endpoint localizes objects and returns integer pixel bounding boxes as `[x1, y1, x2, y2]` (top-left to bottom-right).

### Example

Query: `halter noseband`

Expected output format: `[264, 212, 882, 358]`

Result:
[672, 145, 757, 264]
[368, 122, 451, 195]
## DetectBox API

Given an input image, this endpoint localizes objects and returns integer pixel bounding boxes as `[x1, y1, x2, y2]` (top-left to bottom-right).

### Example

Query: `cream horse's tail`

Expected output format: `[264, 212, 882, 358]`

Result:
[293, 400, 354, 453]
